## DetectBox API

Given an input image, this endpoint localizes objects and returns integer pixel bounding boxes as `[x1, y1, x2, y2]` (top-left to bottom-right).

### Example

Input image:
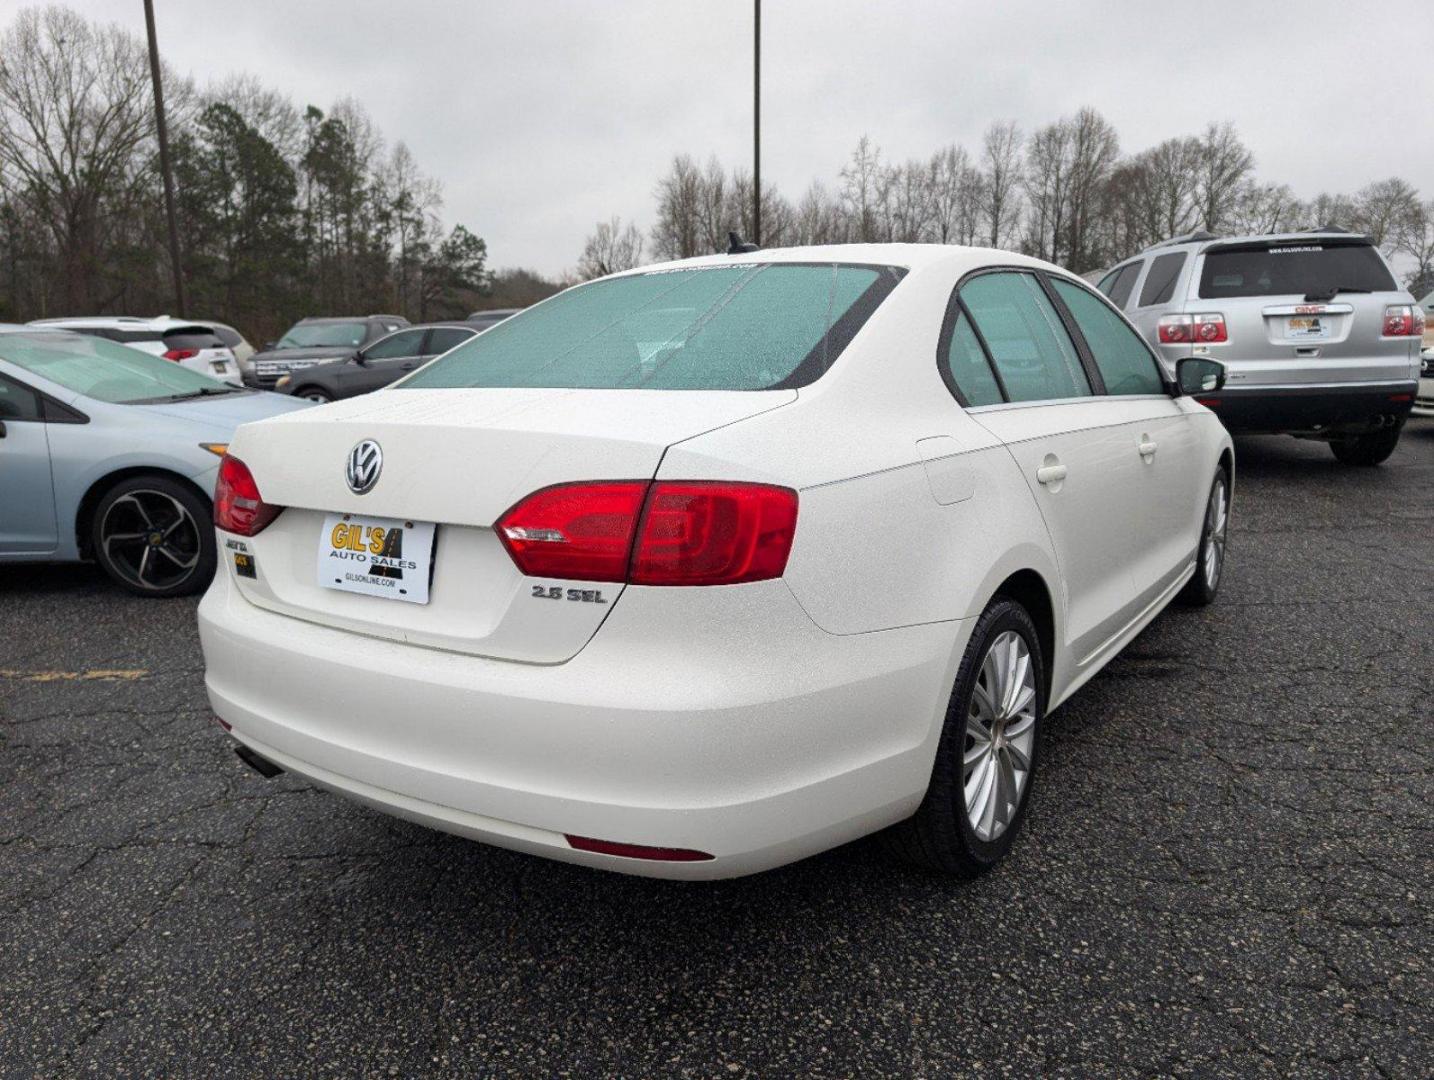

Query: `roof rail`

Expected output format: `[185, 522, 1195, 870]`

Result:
[1146, 229, 1219, 251]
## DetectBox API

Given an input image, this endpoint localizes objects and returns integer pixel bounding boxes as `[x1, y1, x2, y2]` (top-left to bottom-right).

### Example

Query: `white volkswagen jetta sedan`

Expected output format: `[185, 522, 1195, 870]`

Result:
[199, 244, 1233, 879]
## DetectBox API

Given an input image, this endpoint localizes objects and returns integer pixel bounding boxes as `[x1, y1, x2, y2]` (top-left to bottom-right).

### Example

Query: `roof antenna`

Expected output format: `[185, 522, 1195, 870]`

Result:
[727, 230, 760, 255]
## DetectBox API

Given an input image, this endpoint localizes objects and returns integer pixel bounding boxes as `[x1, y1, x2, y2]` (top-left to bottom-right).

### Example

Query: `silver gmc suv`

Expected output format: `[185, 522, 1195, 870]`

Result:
[1097, 230, 1424, 465]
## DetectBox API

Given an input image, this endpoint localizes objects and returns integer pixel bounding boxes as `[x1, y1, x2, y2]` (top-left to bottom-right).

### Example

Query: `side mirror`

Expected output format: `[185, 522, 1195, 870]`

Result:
[352, 348, 367, 365]
[264, 341, 278, 350]
[1176, 357, 1226, 396]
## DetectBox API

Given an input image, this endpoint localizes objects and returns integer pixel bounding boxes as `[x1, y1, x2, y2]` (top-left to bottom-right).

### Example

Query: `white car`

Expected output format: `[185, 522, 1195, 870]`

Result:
[199, 244, 1234, 879]
[29, 316, 242, 385]
[1415, 347, 1433, 417]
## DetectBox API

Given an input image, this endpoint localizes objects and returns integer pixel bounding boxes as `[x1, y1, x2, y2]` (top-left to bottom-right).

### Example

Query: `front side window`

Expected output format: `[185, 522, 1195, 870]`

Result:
[1050, 278, 1164, 396]
[363, 329, 427, 360]
[0, 372, 44, 420]
[959, 272, 1090, 403]
[277, 321, 367, 348]
[0, 333, 232, 404]
[403, 262, 905, 391]
[1100, 262, 1141, 309]
[1138, 252, 1188, 307]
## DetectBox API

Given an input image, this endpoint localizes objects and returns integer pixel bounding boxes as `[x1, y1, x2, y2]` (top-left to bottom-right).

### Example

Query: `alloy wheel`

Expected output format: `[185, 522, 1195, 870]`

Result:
[963, 630, 1037, 842]
[100, 490, 202, 592]
[1204, 478, 1229, 591]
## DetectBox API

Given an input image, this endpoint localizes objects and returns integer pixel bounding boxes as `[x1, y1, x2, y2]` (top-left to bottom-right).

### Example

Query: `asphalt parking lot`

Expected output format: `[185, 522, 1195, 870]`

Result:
[2, 428, 1431, 1079]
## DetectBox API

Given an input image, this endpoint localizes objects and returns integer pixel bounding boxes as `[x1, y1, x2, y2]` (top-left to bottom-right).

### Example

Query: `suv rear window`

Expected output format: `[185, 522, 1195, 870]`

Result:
[402, 263, 905, 391]
[161, 327, 225, 351]
[1199, 241, 1396, 299]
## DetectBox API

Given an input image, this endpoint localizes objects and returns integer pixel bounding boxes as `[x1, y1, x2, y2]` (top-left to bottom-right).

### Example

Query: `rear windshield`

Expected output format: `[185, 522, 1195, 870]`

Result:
[277, 321, 367, 348]
[161, 327, 225, 351]
[1199, 242, 1396, 299]
[401, 262, 905, 391]
[0, 332, 234, 403]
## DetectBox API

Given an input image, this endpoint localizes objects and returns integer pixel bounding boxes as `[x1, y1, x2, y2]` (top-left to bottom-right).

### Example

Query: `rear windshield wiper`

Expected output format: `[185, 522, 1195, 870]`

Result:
[1303, 285, 1370, 301]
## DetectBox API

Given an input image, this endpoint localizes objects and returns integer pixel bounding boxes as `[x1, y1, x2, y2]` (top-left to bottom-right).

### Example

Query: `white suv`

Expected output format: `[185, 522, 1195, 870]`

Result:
[29, 316, 242, 386]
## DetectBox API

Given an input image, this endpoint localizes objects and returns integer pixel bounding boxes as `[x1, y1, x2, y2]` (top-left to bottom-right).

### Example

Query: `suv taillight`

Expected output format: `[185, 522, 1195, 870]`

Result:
[214, 454, 282, 536]
[162, 348, 198, 361]
[497, 481, 799, 586]
[1158, 313, 1226, 344]
[1382, 304, 1424, 337]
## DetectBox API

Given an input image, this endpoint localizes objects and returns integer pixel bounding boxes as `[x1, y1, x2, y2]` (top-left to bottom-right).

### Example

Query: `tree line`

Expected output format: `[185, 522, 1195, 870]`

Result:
[581, 111, 1434, 296]
[0, 5, 549, 343]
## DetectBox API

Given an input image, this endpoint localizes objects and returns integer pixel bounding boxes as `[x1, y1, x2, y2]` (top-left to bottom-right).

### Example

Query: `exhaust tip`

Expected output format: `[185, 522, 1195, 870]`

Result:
[234, 744, 284, 779]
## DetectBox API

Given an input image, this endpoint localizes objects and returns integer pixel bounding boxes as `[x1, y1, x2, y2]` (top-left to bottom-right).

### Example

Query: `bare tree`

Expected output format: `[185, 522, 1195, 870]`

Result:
[1226, 181, 1304, 235]
[0, 6, 166, 311]
[1021, 118, 1072, 263]
[1351, 177, 1419, 251]
[980, 120, 1023, 248]
[1194, 121, 1254, 232]
[650, 154, 703, 260]
[1063, 107, 1121, 272]
[1396, 199, 1434, 296]
[927, 145, 983, 245]
[577, 216, 644, 279]
[792, 180, 847, 246]
[840, 136, 886, 242]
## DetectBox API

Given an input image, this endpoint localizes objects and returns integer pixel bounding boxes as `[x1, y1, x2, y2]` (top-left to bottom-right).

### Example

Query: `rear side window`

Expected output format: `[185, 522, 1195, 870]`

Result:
[939, 312, 1004, 406]
[403, 263, 905, 391]
[1138, 253, 1187, 307]
[364, 329, 427, 359]
[1101, 263, 1141, 309]
[1199, 242, 1396, 299]
[161, 328, 225, 352]
[425, 327, 473, 354]
[960, 272, 1090, 403]
[1050, 279, 1164, 396]
[0, 372, 44, 420]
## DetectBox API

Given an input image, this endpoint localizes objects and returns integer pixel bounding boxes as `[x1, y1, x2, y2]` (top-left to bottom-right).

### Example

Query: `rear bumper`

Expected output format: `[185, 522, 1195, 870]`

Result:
[1194, 382, 1417, 435]
[198, 569, 964, 878]
[1414, 375, 1434, 418]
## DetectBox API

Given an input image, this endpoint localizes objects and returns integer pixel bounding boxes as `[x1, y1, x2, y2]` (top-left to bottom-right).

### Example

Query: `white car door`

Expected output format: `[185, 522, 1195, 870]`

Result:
[952, 270, 1149, 668]
[0, 371, 58, 554]
[1046, 276, 1207, 607]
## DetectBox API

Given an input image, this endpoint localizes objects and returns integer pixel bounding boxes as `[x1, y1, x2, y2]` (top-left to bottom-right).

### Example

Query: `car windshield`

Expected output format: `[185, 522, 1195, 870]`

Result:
[0, 331, 235, 403]
[276, 321, 367, 348]
[1199, 242, 1397, 299]
[401, 262, 905, 391]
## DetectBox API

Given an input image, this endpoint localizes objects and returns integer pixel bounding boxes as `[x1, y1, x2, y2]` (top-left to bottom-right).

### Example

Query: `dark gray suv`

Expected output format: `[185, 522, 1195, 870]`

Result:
[246, 315, 409, 390]
[1098, 230, 1423, 465]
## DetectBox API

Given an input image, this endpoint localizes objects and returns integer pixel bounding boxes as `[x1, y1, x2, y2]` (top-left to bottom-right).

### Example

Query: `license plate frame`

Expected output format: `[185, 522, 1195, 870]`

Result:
[317, 512, 437, 604]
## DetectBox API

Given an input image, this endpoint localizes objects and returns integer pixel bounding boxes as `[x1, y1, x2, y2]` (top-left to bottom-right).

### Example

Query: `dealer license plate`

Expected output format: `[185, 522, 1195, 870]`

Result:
[1285, 316, 1330, 340]
[317, 512, 436, 604]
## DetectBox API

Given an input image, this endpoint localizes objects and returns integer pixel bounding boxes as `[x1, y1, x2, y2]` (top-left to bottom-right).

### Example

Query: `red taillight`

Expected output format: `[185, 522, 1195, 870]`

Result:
[162, 348, 198, 361]
[631, 482, 798, 586]
[496, 481, 647, 582]
[1382, 304, 1422, 337]
[565, 834, 715, 862]
[1159, 313, 1226, 344]
[1157, 314, 1193, 344]
[496, 480, 799, 587]
[213, 454, 282, 536]
[1192, 313, 1227, 343]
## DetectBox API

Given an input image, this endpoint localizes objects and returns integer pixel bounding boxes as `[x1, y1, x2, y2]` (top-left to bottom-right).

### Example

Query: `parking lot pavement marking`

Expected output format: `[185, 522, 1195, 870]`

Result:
[0, 668, 149, 682]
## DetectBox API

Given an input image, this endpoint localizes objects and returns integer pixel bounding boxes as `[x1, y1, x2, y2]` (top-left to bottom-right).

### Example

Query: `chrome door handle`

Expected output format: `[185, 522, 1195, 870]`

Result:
[1036, 463, 1067, 486]
[1138, 438, 1158, 457]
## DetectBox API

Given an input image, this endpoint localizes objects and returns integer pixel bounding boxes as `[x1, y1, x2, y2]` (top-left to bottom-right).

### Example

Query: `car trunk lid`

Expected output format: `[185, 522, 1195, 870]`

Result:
[222, 387, 795, 663]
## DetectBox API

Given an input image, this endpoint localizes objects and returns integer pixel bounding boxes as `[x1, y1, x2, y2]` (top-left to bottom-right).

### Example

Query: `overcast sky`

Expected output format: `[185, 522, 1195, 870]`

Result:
[44, 0, 1434, 276]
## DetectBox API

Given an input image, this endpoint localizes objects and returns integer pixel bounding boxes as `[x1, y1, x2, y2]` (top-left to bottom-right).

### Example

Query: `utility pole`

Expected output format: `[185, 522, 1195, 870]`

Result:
[752, 0, 761, 247]
[143, 0, 186, 315]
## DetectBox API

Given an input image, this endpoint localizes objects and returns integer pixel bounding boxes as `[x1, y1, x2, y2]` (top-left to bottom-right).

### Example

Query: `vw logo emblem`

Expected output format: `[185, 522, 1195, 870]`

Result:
[345, 439, 383, 495]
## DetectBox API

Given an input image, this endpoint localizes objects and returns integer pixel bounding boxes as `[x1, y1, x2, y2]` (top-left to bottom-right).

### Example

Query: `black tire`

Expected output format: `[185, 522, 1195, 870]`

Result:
[1329, 421, 1402, 466]
[884, 598, 1045, 875]
[294, 386, 333, 403]
[90, 474, 216, 598]
[1178, 468, 1230, 607]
